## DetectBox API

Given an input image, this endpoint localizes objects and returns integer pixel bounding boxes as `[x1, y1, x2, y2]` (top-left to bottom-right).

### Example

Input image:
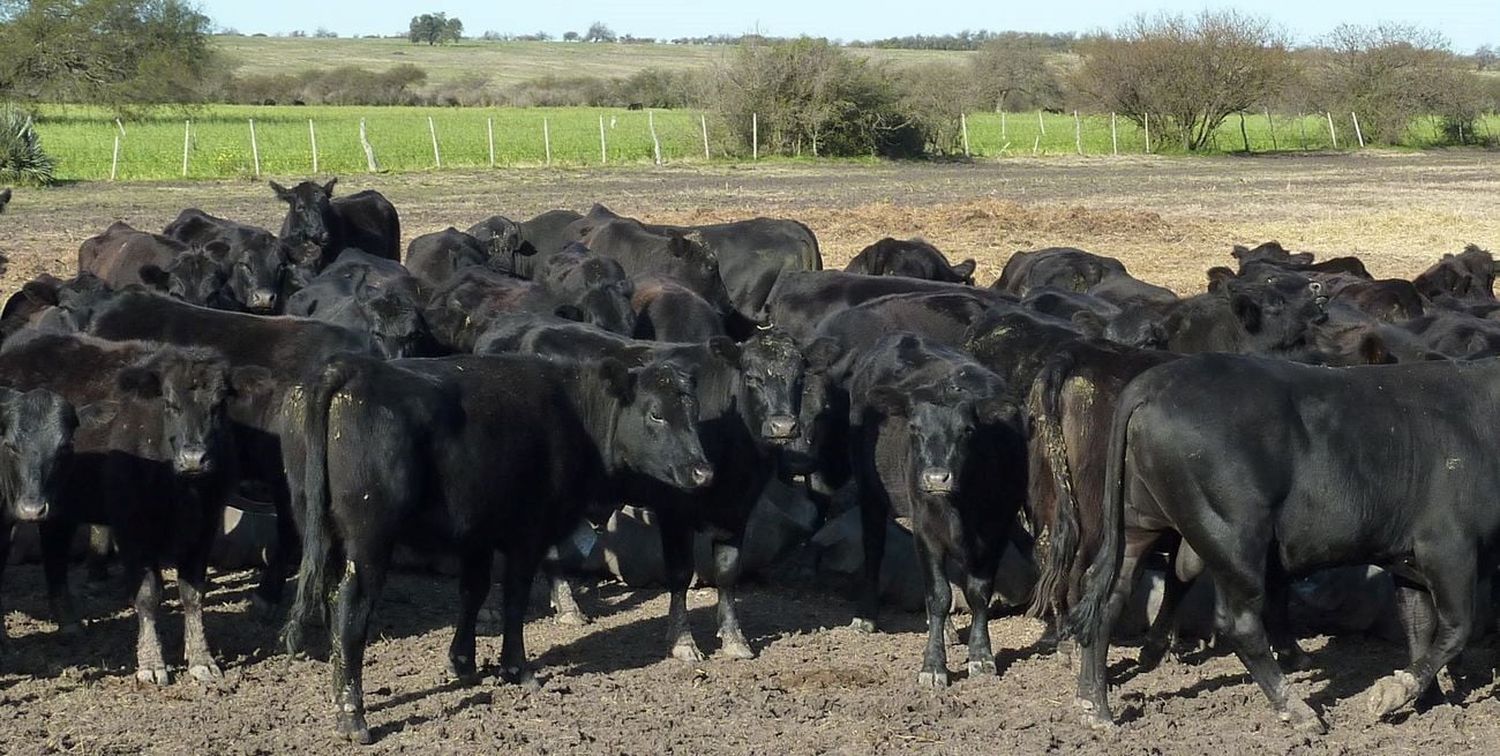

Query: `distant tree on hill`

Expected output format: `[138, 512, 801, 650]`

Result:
[314, 27, 338, 39]
[585, 22, 616, 43]
[409, 13, 463, 45]
[563, 31, 580, 42]
[1475, 44, 1497, 71]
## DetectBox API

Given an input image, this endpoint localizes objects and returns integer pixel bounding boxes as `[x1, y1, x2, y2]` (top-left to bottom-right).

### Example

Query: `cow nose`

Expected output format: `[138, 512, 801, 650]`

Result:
[249, 289, 276, 311]
[686, 464, 715, 489]
[175, 447, 210, 474]
[762, 415, 800, 440]
[920, 467, 954, 494]
[15, 498, 48, 522]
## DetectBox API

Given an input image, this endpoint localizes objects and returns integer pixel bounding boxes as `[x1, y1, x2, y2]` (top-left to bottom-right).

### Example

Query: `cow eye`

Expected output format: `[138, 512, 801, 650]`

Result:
[649, 410, 665, 424]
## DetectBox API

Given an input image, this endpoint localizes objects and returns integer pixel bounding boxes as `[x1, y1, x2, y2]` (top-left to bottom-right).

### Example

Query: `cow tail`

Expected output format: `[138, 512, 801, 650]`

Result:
[1025, 350, 1079, 622]
[280, 359, 354, 656]
[1064, 386, 1142, 646]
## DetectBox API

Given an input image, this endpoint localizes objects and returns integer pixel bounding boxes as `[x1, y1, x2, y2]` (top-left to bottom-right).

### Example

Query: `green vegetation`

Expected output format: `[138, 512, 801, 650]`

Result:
[0, 105, 57, 185]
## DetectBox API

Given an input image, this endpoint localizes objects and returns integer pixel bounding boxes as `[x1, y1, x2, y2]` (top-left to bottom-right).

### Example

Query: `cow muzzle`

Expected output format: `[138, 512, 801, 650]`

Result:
[248, 288, 277, 312]
[761, 415, 800, 442]
[680, 463, 715, 490]
[174, 447, 212, 476]
[919, 467, 955, 495]
[14, 497, 49, 522]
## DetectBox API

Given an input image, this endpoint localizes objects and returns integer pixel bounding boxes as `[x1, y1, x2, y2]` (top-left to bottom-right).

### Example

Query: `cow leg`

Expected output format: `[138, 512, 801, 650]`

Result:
[1393, 581, 1444, 705]
[131, 563, 169, 685]
[962, 565, 998, 678]
[40, 518, 80, 632]
[330, 557, 388, 745]
[252, 486, 298, 621]
[658, 511, 703, 662]
[497, 546, 543, 690]
[1264, 570, 1312, 672]
[1211, 564, 1324, 733]
[1077, 528, 1160, 727]
[177, 554, 221, 681]
[1136, 568, 1188, 672]
[850, 489, 888, 634]
[712, 539, 754, 660]
[86, 525, 112, 584]
[0, 530, 10, 659]
[548, 571, 590, 627]
[1366, 548, 1475, 719]
[447, 548, 493, 685]
[915, 538, 952, 688]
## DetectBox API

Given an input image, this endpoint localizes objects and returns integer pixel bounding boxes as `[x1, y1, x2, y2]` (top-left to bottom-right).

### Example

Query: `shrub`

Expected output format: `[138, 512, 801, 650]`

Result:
[0, 105, 57, 186]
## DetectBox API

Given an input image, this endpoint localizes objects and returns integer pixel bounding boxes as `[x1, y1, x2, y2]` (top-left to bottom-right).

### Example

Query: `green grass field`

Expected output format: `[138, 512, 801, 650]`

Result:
[35, 104, 1500, 182]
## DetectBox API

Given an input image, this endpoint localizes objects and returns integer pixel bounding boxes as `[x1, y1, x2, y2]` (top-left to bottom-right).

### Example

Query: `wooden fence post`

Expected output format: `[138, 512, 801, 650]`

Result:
[649, 111, 662, 166]
[1265, 108, 1277, 151]
[308, 119, 318, 173]
[752, 113, 759, 160]
[1326, 112, 1339, 149]
[1351, 112, 1365, 148]
[1239, 112, 1251, 153]
[1144, 113, 1151, 154]
[1000, 110, 1007, 140]
[1032, 135, 1040, 156]
[1298, 112, 1307, 150]
[598, 115, 607, 164]
[1037, 110, 1045, 136]
[487, 118, 495, 168]
[1074, 110, 1082, 155]
[960, 113, 970, 157]
[543, 118, 552, 165]
[1111, 113, 1118, 156]
[182, 120, 191, 177]
[111, 133, 120, 181]
[428, 117, 442, 169]
[249, 118, 260, 178]
[359, 118, 379, 172]
[701, 114, 710, 160]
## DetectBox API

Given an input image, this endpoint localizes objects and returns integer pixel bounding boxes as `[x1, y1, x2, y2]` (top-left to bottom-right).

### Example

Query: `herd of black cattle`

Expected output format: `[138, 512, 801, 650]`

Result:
[0, 176, 1498, 742]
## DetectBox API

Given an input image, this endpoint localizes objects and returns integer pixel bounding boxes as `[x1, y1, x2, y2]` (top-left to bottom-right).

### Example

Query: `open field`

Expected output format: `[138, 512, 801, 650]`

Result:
[0, 154, 1497, 752]
[211, 36, 972, 91]
[34, 104, 1500, 182]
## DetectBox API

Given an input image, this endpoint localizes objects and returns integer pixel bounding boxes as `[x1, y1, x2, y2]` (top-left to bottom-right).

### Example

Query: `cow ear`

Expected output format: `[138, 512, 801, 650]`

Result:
[229, 365, 276, 398]
[667, 236, 689, 258]
[952, 259, 977, 283]
[1231, 294, 1264, 333]
[77, 401, 119, 428]
[708, 336, 741, 367]
[116, 367, 163, 399]
[804, 337, 841, 373]
[1357, 333, 1396, 365]
[1071, 310, 1107, 339]
[203, 240, 232, 261]
[598, 358, 636, 403]
[21, 279, 60, 307]
[553, 304, 586, 322]
[977, 396, 1018, 425]
[139, 265, 170, 291]
[1206, 266, 1235, 292]
[269, 181, 292, 202]
[322, 177, 338, 196]
[866, 386, 909, 417]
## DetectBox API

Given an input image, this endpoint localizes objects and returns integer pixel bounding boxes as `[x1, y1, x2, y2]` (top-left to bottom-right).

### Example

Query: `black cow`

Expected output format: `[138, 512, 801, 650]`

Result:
[846, 334, 1025, 686]
[1079, 354, 1500, 734]
[405, 227, 492, 293]
[582, 219, 738, 324]
[510, 209, 585, 278]
[270, 178, 401, 268]
[286, 251, 429, 359]
[424, 267, 630, 354]
[465, 215, 526, 273]
[1412, 245, 1496, 303]
[996, 247, 1127, 296]
[630, 276, 726, 342]
[845, 238, 975, 284]
[1332, 278, 1428, 323]
[535, 243, 637, 337]
[79, 222, 191, 288]
[163, 209, 291, 313]
[0, 332, 254, 684]
[0, 386, 76, 651]
[281, 353, 714, 743]
[764, 270, 1011, 345]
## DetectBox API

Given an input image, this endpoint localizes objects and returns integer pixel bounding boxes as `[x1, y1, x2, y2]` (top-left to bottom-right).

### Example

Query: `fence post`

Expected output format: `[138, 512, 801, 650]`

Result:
[598, 115, 607, 164]
[428, 117, 442, 169]
[249, 119, 260, 178]
[1265, 108, 1277, 151]
[1111, 113, 1118, 156]
[182, 120, 191, 177]
[1037, 110, 1046, 136]
[487, 118, 495, 168]
[111, 133, 120, 181]
[309, 119, 318, 174]
[960, 113, 970, 157]
[543, 118, 552, 165]
[1032, 135, 1039, 156]
[752, 113, 759, 160]
[1351, 112, 1365, 148]
[359, 118, 379, 172]
[701, 114, 710, 160]
[1074, 110, 1082, 155]
[1239, 112, 1251, 153]
[1298, 112, 1307, 150]
[1326, 112, 1338, 149]
[649, 111, 662, 166]
[1000, 110, 1007, 140]
[1144, 113, 1151, 154]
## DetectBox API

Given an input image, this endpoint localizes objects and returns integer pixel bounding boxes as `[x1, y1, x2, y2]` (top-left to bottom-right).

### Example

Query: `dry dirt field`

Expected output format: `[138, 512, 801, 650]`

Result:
[0, 152, 1498, 754]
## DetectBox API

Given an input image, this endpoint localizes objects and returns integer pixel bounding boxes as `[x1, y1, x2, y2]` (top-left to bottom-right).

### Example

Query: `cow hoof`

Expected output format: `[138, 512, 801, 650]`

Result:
[848, 618, 876, 634]
[1075, 698, 1116, 730]
[554, 611, 591, 627]
[187, 662, 222, 682]
[1278, 648, 1314, 672]
[917, 669, 949, 689]
[719, 639, 755, 660]
[672, 642, 706, 663]
[336, 712, 373, 745]
[967, 658, 997, 677]
[135, 667, 170, 686]
[448, 657, 479, 685]
[1366, 671, 1420, 717]
[1136, 644, 1168, 673]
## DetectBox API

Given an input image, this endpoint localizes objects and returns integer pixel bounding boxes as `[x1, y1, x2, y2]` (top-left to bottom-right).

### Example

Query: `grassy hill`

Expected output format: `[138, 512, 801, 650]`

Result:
[212, 35, 973, 91]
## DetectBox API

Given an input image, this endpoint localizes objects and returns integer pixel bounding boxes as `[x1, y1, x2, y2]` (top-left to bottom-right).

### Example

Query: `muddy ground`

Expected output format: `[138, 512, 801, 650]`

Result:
[0, 153, 1499, 753]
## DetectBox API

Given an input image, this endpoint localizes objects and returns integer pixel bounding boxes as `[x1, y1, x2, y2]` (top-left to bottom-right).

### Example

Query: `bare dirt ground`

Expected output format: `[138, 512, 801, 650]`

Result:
[1, 153, 1499, 754]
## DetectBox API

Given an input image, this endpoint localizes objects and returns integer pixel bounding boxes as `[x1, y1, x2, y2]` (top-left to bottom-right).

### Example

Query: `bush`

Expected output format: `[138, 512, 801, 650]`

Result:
[0, 105, 57, 186]
[971, 38, 1065, 112]
[1310, 24, 1460, 145]
[896, 63, 981, 154]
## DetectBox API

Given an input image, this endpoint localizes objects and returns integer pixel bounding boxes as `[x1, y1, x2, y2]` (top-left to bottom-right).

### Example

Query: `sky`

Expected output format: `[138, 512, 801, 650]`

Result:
[199, 0, 1498, 51]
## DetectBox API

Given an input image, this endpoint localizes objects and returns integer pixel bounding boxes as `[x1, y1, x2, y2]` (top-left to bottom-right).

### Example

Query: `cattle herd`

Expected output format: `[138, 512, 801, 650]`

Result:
[0, 177, 1498, 743]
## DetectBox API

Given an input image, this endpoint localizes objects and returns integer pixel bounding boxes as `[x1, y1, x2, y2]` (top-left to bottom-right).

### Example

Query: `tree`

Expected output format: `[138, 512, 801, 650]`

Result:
[1311, 24, 1454, 144]
[971, 37, 1063, 111]
[585, 22, 615, 43]
[408, 12, 462, 46]
[1075, 10, 1292, 151]
[563, 31, 579, 42]
[0, 0, 220, 105]
[1473, 44, 1496, 71]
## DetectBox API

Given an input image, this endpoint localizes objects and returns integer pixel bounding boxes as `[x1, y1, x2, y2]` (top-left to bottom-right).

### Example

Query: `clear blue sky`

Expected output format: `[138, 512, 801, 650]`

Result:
[199, 1, 1498, 51]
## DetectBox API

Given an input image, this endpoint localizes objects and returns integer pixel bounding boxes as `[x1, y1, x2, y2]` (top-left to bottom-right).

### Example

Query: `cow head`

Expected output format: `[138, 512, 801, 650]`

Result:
[726, 328, 807, 445]
[224, 238, 288, 314]
[360, 287, 428, 359]
[779, 337, 841, 475]
[142, 247, 231, 309]
[0, 388, 76, 522]
[578, 278, 637, 336]
[116, 348, 244, 478]
[600, 358, 714, 492]
[1227, 274, 1329, 352]
[271, 178, 338, 253]
[867, 376, 1015, 499]
[668, 232, 735, 316]
[469, 216, 524, 269]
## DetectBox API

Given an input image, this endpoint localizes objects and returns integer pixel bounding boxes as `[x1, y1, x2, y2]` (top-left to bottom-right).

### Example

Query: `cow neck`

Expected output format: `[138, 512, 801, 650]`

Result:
[564, 364, 624, 475]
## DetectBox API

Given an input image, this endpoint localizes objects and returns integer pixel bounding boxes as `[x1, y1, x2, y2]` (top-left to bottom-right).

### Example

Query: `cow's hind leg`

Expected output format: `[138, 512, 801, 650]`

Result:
[850, 485, 888, 634]
[658, 510, 704, 661]
[1211, 562, 1324, 734]
[448, 548, 493, 685]
[1264, 565, 1313, 672]
[712, 539, 754, 660]
[915, 538, 953, 688]
[545, 552, 589, 626]
[1393, 580, 1445, 705]
[1076, 528, 1158, 727]
[497, 545, 543, 690]
[1366, 545, 1475, 719]
[962, 558, 999, 678]
[40, 519, 80, 632]
[330, 557, 389, 745]
[1136, 567, 1188, 672]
